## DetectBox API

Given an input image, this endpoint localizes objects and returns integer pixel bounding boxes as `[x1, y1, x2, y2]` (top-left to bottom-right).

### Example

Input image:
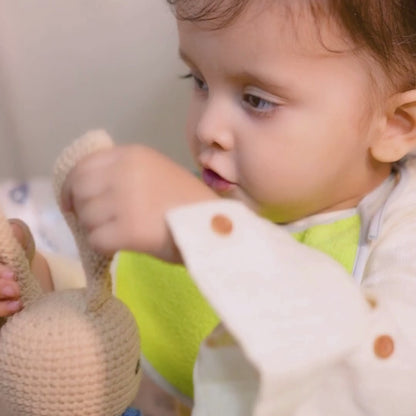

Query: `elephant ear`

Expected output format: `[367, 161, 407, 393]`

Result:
[53, 129, 114, 312]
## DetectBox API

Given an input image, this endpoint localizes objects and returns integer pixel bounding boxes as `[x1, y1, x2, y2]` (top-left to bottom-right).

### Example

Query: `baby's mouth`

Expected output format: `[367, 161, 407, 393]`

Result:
[202, 168, 234, 192]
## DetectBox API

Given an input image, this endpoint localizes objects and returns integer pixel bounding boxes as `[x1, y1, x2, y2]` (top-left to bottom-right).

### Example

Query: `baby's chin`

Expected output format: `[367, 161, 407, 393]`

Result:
[214, 188, 308, 224]
[257, 204, 312, 224]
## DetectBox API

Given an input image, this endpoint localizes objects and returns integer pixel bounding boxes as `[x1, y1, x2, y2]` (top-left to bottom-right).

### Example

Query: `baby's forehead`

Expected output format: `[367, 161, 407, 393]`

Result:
[178, 1, 355, 60]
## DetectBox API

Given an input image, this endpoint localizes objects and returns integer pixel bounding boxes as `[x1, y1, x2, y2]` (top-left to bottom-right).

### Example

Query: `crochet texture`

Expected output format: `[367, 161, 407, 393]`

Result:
[0, 130, 141, 416]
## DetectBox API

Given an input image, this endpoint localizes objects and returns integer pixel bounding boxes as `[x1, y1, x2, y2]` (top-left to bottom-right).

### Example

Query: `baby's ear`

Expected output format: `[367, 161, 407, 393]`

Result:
[371, 89, 416, 162]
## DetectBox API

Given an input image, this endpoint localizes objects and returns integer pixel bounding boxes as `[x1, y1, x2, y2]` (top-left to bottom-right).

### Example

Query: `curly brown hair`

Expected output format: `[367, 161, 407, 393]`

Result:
[167, 0, 416, 90]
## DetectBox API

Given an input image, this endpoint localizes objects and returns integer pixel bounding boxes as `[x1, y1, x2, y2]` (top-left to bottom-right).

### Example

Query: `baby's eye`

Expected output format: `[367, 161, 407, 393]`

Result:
[182, 72, 208, 92]
[243, 94, 276, 113]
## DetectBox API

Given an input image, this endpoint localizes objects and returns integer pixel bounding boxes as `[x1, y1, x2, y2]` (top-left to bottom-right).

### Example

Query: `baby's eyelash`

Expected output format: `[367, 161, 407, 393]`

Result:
[179, 73, 193, 80]
[243, 93, 279, 117]
[180, 72, 208, 91]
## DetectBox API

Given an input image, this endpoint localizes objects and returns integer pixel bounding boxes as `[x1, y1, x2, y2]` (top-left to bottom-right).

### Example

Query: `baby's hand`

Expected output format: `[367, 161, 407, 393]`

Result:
[62, 144, 218, 262]
[0, 219, 33, 317]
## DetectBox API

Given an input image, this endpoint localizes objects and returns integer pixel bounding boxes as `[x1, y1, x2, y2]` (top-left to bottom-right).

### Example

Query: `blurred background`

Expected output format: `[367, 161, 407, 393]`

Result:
[0, 0, 193, 257]
[0, 0, 192, 178]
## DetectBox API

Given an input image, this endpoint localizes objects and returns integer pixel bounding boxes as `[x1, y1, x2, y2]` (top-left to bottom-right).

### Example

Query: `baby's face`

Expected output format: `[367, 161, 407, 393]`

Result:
[178, 1, 392, 223]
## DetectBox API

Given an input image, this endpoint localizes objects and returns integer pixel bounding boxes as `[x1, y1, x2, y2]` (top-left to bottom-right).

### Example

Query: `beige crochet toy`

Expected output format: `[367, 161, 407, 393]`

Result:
[0, 131, 141, 416]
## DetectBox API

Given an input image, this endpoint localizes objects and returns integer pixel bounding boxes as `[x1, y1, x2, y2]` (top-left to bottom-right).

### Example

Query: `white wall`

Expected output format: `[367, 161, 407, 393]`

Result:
[0, 0, 193, 178]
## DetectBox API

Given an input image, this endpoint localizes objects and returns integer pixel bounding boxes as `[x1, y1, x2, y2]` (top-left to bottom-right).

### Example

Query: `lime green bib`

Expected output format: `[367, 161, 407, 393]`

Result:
[116, 214, 360, 399]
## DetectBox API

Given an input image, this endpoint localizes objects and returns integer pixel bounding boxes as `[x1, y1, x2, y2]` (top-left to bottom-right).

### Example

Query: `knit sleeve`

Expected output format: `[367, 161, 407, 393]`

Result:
[166, 200, 372, 416]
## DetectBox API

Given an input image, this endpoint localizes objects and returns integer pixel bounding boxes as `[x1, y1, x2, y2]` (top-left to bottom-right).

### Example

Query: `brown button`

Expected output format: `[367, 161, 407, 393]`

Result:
[374, 335, 394, 359]
[211, 214, 233, 235]
[366, 295, 377, 309]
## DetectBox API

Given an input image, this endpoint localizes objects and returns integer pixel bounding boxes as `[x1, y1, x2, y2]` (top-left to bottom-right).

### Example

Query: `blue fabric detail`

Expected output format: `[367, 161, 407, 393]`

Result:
[122, 408, 142, 416]
[9, 182, 29, 204]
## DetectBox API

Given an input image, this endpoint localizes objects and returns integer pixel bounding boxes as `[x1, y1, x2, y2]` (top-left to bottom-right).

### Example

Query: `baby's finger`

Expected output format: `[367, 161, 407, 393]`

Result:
[0, 299, 22, 317]
[0, 278, 20, 300]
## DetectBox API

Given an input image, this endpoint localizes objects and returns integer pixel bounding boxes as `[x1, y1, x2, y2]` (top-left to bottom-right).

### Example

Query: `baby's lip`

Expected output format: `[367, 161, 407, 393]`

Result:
[202, 168, 235, 192]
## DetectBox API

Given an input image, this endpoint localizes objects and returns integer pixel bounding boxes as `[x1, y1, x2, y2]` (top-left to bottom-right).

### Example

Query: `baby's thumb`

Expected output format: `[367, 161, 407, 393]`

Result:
[8, 219, 36, 264]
